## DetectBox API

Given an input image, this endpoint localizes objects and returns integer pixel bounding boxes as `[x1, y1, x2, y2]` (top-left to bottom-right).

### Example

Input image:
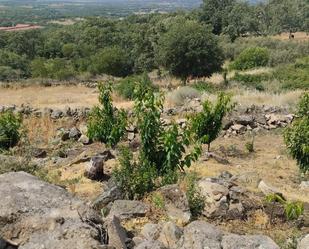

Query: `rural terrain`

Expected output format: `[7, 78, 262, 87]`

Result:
[0, 0, 308, 249]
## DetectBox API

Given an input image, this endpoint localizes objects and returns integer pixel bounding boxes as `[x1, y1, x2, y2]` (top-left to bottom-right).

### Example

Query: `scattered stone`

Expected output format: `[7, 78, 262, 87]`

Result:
[230, 124, 246, 134]
[78, 134, 91, 145]
[32, 148, 47, 158]
[108, 200, 150, 220]
[60, 130, 70, 141]
[51, 109, 63, 119]
[79, 124, 88, 135]
[69, 127, 82, 140]
[221, 234, 280, 249]
[85, 156, 105, 180]
[235, 115, 255, 126]
[84, 151, 114, 180]
[198, 179, 229, 214]
[297, 234, 309, 249]
[300, 181, 309, 190]
[258, 180, 284, 199]
[128, 132, 135, 141]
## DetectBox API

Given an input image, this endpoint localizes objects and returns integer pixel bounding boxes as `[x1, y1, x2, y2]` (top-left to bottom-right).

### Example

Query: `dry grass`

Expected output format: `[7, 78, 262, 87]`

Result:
[23, 116, 72, 146]
[58, 161, 103, 199]
[166, 86, 201, 106]
[0, 85, 133, 110]
[200, 89, 303, 109]
[190, 132, 309, 203]
[272, 32, 309, 41]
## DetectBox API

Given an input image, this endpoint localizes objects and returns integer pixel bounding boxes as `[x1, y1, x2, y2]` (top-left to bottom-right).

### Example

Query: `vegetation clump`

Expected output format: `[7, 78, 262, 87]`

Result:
[185, 173, 205, 218]
[113, 82, 201, 199]
[190, 93, 234, 152]
[284, 92, 309, 172]
[230, 47, 269, 71]
[0, 111, 22, 150]
[266, 193, 304, 221]
[87, 83, 127, 147]
[115, 74, 156, 100]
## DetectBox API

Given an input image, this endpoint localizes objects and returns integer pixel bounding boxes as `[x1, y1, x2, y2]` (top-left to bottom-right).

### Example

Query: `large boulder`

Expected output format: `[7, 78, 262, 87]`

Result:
[0, 172, 105, 249]
[221, 234, 280, 249]
[176, 221, 222, 249]
[135, 240, 166, 249]
[141, 223, 162, 241]
[105, 216, 127, 249]
[197, 174, 258, 220]
[92, 179, 124, 210]
[156, 184, 191, 225]
[158, 222, 183, 248]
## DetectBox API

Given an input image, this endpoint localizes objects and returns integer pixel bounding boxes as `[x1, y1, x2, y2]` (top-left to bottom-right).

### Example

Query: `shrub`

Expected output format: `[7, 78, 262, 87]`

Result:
[232, 72, 268, 91]
[273, 57, 309, 90]
[134, 85, 201, 176]
[190, 92, 234, 152]
[191, 81, 218, 93]
[114, 83, 201, 199]
[265, 194, 304, 221]
[115, 74, 156, 100]
[0, 111, 22, 150]
[245, 141, 254, 153]
[220, 36, 309, 67]
[167, 86, 201, 106]
[185, 173, 205, 218]
[284, 93, 309, 172]
[87, 83, 127, 147]
[0, 66, 22, 81]
[230, 47, 269, 70]
[113, 147, 157, 200]
[31, 58, 76, 81]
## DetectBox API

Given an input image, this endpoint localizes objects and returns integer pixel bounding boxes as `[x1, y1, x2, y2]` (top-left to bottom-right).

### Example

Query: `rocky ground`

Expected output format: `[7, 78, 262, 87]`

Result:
[0, 96, 308, 249]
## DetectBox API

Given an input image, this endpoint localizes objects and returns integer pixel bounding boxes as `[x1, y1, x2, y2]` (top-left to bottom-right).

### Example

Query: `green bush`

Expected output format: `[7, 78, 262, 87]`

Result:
[191, 81, 218, 93]
[190, 92, 234, 152]
[114, 83, 201, 200]
[185, 173, 205, 218]
[265, 194, 304, 221]
[232, 72, 268, 91]
[284, 93, 309, 172]
[115, 74, 156, 100]
[273, 57, 309, 90]
[230, 47, 269, 71]
[113, 146, 157, 200]
[87, 83, 127, 147]
[134, 85, 201, 176]
[221, 36, 309, 67]
[0, 66, 22, 81]
[0, 111, 22, 150]
[31, 58, 76, 81]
